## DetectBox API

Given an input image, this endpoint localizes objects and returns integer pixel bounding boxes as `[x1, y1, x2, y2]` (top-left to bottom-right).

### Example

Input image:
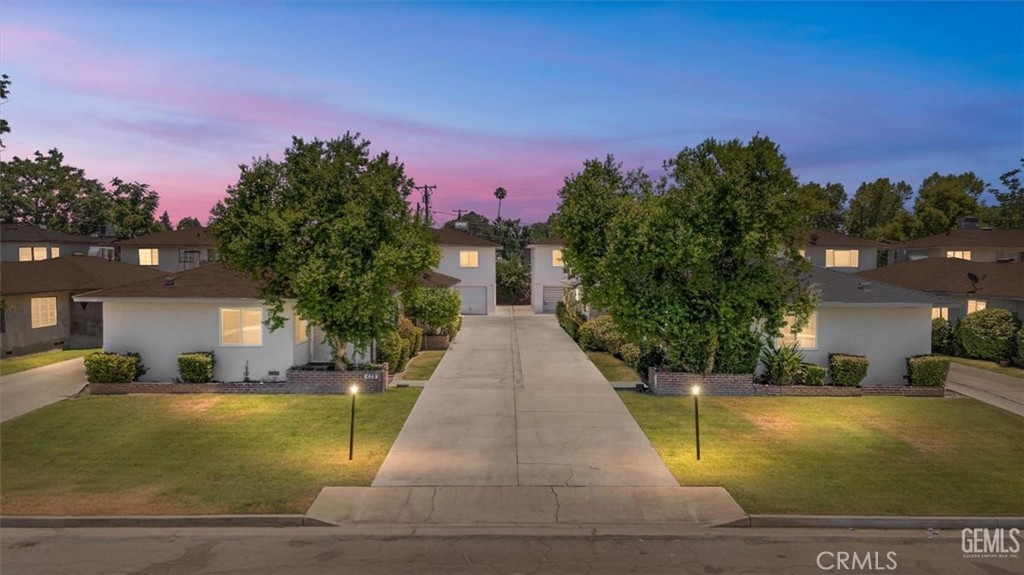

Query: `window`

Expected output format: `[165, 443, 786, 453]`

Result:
[946, 250, 971, 260]
[459, 250, 479, 268]
[776, 313, 817, 350]
[31, 297, 57, 329]
[294, 314, 309, 343]
[138, 248, 160, 266]
[825, 249, 858, 268]
[552, 249, 564, 268]
[967, 299, 986, 314]
[51, 247, 60, 258]
[18, 246, 50, 261]
[931, 307, 949, 320]
[179, 249, 200, 264]
[220, 308, 262, 346]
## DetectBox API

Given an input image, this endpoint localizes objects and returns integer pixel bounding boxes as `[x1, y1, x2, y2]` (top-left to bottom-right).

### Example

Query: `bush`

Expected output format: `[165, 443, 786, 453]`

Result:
[402, 286, 461, 336]
[801, 363, 826, 386]
[618, 342, 641, 370]
[931, 317, 953, 355]
[634, 341, 666, 379]
[377, 329, 407, 373]
[556, 301, 580, 341]
[957, 308, 1020, 361]
[760, 342, 804, 385]
[84, 352, 144, 384]
[1018, 325, 1024, 366]
[177, 351, 214, 383]
[398, 316, 424, 355]
[714, 331, 762, 374]
[578, 315, 624, 354]
[829, 353, 869, 387]
[906, 355, 950, 387]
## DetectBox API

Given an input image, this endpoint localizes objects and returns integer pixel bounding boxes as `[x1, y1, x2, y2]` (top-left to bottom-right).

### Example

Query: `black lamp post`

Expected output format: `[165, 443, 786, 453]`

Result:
[348, 384, 358, 460]
[692, 385, 701, 461]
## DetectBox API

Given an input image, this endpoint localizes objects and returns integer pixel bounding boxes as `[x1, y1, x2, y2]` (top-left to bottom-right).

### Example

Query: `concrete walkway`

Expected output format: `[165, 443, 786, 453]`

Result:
[0, 358, 88, 422]
[947, 362, 1024, 417]
[373, 308, 677, 487]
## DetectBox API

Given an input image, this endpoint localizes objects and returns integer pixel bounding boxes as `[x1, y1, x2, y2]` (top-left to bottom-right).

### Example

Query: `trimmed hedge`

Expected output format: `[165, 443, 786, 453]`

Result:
[556, 301, 580, 341]
[578, 315, 624, 354]
[85, 352, 146, 384]
[398, 316, 424, 355]
[178, 351, 215, 383]
[906, 355, 950, 387]
[377, 329, 407, 373]
[829, 353, 869, 387]
[958, 308, 1020, 361]
[619, 343, 641, 370]
[931, 317, 953, 355]
[801, 363, 826, 386]
[1018, 325, 1024, 366]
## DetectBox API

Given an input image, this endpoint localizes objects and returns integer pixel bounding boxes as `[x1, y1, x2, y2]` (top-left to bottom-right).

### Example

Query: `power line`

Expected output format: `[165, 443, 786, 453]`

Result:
[412, 184, 437, 226]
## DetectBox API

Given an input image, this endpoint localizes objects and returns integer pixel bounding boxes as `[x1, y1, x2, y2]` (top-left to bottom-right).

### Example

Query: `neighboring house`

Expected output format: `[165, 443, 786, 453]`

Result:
[776, 266, 952, 385]
[527, 236, 569, 314]
[888, 228, 1024, 264]
[802, 229, 881, 272]
[117, 227, 217, 272]
[1, 256, 164, 356]
[431, 228, 498, 315]
[856, 259, 1024, 325]
[1, 224, 114, 261]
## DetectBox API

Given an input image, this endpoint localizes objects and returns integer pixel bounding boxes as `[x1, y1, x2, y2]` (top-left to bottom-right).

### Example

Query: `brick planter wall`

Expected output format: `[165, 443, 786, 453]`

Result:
[89, 366, 388, 395]
[647, 369, 945, 397]
[423, 335, 450, 350]
[648, 370, 753, 396]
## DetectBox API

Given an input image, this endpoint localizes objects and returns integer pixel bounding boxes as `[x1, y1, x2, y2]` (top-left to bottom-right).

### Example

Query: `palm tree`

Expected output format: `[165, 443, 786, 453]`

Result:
[494, 187, 507, 220]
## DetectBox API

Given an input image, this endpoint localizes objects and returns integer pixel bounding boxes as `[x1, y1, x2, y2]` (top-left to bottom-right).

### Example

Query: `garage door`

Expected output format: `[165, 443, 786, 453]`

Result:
[456, 286, 487, 315]
[542, 286, 563, 314]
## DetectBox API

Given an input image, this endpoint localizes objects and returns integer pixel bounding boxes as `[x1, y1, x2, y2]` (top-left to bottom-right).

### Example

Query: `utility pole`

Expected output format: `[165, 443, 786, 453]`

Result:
[413, 185, 437, 226]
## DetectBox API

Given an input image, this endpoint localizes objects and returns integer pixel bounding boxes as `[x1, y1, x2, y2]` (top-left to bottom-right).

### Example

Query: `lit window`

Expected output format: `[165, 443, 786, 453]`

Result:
[31, 297, 57, 329]
[20, 246, 50, 261]
[33, 247, 47, 261]
[946, 250, 971, 260]
[139, 248, 160, 266]
[966, 299, 986, 314]
[294, 314, 309, 343]
[825, 249, 858, 268]
[552, 249, 564, 268]
[51, 247, 60, 258]
[459, 250, 479, 268]
[18, 247, 32, 261]
[776, 313, 817, 350]
[931, 307, 949, 320]
[220, 308, 262, 346]
[798, 249, 806, 258]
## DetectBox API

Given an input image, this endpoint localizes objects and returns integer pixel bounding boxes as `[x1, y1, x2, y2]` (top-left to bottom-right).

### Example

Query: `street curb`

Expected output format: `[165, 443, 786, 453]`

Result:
[715, 515, 1024, 529]
[0, 515, 335, 528]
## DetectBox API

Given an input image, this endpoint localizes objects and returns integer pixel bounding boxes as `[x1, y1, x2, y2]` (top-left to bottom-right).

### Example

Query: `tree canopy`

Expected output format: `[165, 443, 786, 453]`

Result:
[912, 172, 985, 236]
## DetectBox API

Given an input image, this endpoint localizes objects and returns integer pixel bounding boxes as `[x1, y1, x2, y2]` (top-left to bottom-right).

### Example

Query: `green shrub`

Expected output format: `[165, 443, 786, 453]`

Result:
[1018, 325, 1024, 366]
[578, 315, 624, 354]
[177, 351, 214, 383]
[84, 352, 144, 384]
[829, 353, 869, 387]
[398, 316, 424, 355]
[555, 301, 579, 341]
[618, 342, 641, 369]
[957, 308, 1020, 361]
[402, 286, 461, 336]
[760, 342, 804, 385]
[376, 330, 407, 372]
[906, 355, 950, 387]
[801, 363, 826, 386]
[714, 330, 762, 374]
[931, 317, 953, 355]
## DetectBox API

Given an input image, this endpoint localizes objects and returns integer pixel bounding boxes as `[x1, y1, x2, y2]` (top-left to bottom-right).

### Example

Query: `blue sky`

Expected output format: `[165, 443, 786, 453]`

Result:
[2, 1, 1021, 223]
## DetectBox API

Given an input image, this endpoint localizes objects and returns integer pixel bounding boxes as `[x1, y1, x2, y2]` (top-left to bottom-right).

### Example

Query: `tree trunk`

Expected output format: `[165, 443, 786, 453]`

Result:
[326, 333, 348, 371]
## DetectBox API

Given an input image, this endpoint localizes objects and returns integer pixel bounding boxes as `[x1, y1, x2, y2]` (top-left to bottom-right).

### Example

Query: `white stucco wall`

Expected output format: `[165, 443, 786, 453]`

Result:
[434, 245, 496, 314]
[101, 298, 308, 382]
[804, 246, 878, 272]
[529, 245, 569, 313]
[800, 305, 932, 385]
[119, 246, 216, 272]
[1, 242, 90, 261]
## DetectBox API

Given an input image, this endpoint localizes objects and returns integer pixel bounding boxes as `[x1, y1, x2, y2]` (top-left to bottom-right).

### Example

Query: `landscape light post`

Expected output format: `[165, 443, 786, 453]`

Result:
[349, 384, 359, 460]
[692, 385, 701, 461]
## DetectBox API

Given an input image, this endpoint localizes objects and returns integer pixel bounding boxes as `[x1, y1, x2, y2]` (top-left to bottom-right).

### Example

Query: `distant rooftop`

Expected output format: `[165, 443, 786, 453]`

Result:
[1, 224, 105, 245]
[116, 226, 214, 247]
[891, 228, 1024, 250]
[1, 256, 165, 296]
[807, 265, 949, 307]
[857, 258, 1024, 300]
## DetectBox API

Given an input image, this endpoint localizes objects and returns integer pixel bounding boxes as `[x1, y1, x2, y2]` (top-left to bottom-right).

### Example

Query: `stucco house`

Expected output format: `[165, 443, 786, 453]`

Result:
[117, 227, 217, 272]
[888, 228, 1024, 264]
[856, 259, 1023, 325]
[778, 266, 952, 385]
[1, 256, 164, 356]
[431, 228, 498, 315]
[1, 224, 114, 262]
[527, 236, 569, 313]
[802, 229, 881, 272]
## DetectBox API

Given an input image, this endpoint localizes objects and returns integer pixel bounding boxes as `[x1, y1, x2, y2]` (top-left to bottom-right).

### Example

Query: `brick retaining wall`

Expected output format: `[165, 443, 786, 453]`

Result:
[648, 369, 945, 397]
[90, 366, 388, 395]
[423, 335, 450, 350]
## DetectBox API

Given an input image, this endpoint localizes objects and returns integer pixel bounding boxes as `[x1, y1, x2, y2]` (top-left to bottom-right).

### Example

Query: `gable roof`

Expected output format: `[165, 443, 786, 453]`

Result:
[431, 228, 500, 248]
[805, 229, 882, 249]
[1, 256, 165, 296]
[891, 228, 1024, 250]
[807, 265, 949, 307]
[856, 259, 1024, 300]
[116, 227, 214, 247]
[1, 224, 104, 245]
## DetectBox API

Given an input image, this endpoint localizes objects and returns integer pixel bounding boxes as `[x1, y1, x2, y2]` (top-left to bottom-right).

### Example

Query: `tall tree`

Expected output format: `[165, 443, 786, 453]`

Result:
[106, 178, 160, 239]
[912, 172, 985, 236]
[794, 181, 847, 231]
[0, 73, 10, 148]
[159, 211, 173, 231]
[493, 186, 507, 220]
[845, 178, 915, 241]
[176, 216, 202, 229]
[211, 134, 440, 366]
[0, 149, 108, 235]
[992, 159, 1024, 229]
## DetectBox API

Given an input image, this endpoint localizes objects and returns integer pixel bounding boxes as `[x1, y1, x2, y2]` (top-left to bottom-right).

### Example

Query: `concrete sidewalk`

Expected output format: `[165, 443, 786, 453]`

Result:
[0, 358, 88, 422]
[947, 362, 1024, 417]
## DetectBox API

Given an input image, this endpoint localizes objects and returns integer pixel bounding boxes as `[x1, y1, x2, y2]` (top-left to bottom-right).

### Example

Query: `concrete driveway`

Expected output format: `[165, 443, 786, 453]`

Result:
[0, 358, 88, 422]
[947, 362, 1024, 417]
[374, 307, 677, 487]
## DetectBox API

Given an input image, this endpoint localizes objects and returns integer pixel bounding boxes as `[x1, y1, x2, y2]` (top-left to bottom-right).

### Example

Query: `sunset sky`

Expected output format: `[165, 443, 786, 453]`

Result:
[2, 2, 1021, 225]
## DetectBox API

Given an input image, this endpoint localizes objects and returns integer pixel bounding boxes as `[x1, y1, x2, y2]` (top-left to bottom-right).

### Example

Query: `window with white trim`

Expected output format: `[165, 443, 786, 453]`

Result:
[552, 249, 564, 268]
[294, 314, 309, 343]
[18, 246, 51, 261]
[138, 248, 160, 266]
[931, 307, 949, 320]
[825, 249, 858, 268]
[776, 313, 817, 350]
[51, 247, 60, 258]
[946, 250, 971, 260]
[459, 250, 479, 268]
[31, 297, 58, 329]
[220, 308, 262, 346]
[966, 299, 986, 314]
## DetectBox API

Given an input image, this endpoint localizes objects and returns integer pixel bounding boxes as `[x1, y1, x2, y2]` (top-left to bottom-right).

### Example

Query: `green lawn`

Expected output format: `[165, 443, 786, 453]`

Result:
[587, 351, 641, 382]
[0, 348, 99, 376]
[0, 390, 420, 515]
[947, 356, 1024, 379]
[620, 392, 1024, 516]
[400, 350, 446, 381]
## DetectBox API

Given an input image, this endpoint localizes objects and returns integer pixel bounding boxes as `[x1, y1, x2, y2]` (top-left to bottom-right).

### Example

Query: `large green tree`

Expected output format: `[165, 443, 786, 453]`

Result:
[0, 73, 10, 148]
[845, 178, 915, 241]
[794, 181, 847, 231]
[211, 134, 440, 366]
[912, 172, 985, 236]
[991, 159, 1024, 229]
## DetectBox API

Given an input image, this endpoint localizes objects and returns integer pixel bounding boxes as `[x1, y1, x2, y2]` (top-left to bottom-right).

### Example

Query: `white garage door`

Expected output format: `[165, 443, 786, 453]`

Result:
[456, 286, 488, 315]
[542, 286, 563, 314]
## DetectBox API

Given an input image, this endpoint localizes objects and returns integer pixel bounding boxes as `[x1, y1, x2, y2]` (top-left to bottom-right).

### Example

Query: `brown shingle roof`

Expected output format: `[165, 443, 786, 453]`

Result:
[77, 262, 261, 299]
[891, 229, 1024, 250]
[418, 269, 460, 288]
[806, 229, 882, 248]
[116, 227, 214, 247]
[1, 256, 166, 296]
[431, 228, 500, 247]
[856, 259, 1024, 300]
[1, 224, 104, 245]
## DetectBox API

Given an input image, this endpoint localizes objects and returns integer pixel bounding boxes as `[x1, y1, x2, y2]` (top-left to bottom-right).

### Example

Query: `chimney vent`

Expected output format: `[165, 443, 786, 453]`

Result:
[165, 277, 175, 287]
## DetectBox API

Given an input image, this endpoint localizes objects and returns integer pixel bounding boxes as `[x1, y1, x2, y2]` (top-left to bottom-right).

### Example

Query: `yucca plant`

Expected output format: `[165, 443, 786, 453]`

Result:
[760, 341, 805, 385]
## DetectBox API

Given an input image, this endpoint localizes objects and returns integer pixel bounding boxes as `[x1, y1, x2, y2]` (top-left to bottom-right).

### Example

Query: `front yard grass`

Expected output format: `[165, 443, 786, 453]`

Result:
[0, 348, 99, 376]
[587, 351, 641, 382]
[946, 356, 1024, 380]
[400, 350, 445, 381]
[0, 389, 421, 515]
[620, 393, 1024, 516]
